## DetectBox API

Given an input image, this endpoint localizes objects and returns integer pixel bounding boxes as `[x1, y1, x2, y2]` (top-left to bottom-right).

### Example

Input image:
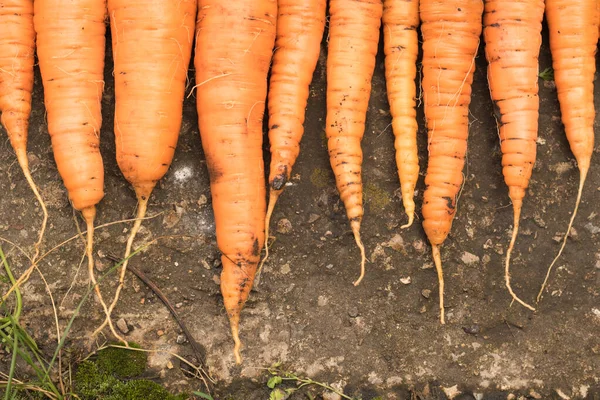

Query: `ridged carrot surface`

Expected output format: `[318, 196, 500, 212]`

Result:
[382, 0, 420, 229]
[0, 0, 47, 259]
[34, 0, 110, 334]
[195, 0, 276, 364]
[326, 0, 383, 286]
[538, 0, 599, 302]
[421, 0, 483, 323]
[484, 0, 545, 311]
[95, 0, 197, 341]
[261, 0, 327, 272]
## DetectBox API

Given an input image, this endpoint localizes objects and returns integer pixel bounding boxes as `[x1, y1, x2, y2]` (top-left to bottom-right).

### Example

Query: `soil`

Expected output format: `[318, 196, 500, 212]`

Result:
[1, 21, 599, 400]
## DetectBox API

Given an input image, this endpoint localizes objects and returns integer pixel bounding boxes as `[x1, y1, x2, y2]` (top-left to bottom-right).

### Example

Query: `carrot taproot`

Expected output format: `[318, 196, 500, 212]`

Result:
[260, 0, 327, 276]
[0, 0, 47, 260]
[537, 0, 599, 303]
[94, 0, 197, 338]
[420, 0, 483, 324]
[382, 0, 420, 229]
[194, 0, 276, 364]
[483, 0, 545, 311]
[326, 0, 383, 286]
[33, 0, 113, 334]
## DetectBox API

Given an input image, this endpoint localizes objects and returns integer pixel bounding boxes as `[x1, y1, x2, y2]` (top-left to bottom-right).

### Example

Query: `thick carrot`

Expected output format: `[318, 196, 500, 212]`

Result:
[94, 0, 197, 337]
[260, 0, 326, 275]
[326, 0, 383, 286]
[195, 0, 276, 364]
[537, 0, 599, 302]
[483, 0, 545, 311]
[420, 0, 483, 324]
[382, 0, 420, 229]
[33, 0, 111, 332]
[0, 0, 47, 260]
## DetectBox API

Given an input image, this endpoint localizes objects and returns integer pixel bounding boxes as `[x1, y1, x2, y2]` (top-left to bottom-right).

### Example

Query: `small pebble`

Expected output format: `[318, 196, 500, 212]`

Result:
[276, 218, 292, 234]
[325, 264, 334, 269]
[197, 195, 208, 206]
[157, 330, 165, 337]
[584, 222, 600, 235]
[386, 234, 404, 252]
[348, 307, 359, 318]
[116, 318, 129, 334]
[280, 263, 291, 275]
[421, 289, 431, 299]
[167, 361, 174, 369]
[308, 214, 320, 223]
[175, 302, 183, 309]
[400, 277, 411, 285]
[461, 252, 480, 265]
[462, 324, 480, 335]
[176, 335, 186, 344]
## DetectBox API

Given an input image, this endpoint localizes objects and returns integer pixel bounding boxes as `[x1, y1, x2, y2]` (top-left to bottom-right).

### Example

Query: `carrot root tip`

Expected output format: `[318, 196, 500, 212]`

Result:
[351, 221, 366, 286]
[431, 244, 445, 324]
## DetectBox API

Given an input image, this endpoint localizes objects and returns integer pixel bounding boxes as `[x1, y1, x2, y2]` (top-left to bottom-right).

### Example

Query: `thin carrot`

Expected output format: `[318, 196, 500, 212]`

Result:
[537, 0, 599, 303]
[259, 0, 327, 277]
[483, 0, 545, 311]
[382, 0, 420, 229]
[94, 0, 197, 337]
[420, 0, 483, 324]
[326, 0, 383, 286]
[0, 0, 47, 261]
[33, 0, 114, 334]
[194, 0, 276, 364]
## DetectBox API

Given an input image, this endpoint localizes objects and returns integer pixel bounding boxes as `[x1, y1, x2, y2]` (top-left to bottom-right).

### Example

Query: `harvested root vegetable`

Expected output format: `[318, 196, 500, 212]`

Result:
[382, 0, 420, 229]
[34, 0, 111, 331]
[194, 0, 276, 363]
[538, 0, 599, 303]
[420, 0, 483, 323]
[326, 0, 383, 286]
[483, 0, 545, 311]
[94, 0, 198, 338]
[0, 0, 47, 260]
[260, 0, 327, 275]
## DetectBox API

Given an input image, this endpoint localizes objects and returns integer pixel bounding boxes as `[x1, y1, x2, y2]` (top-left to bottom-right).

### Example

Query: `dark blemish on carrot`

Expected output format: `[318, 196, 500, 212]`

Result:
[490, 23, 500, 28]
[270, 124, 280, 130]
[252, 238, 260, 257]
[442, 196, 455, 211]
[272, 172, 287, 190]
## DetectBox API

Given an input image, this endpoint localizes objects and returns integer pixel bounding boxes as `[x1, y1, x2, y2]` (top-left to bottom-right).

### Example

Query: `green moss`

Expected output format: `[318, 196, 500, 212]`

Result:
[73, 358, 186, 400]
[74, 360, 120, 400]
[96, 343, 147, 378]
[310, 168, 331, 188]
[106, 380, 187, 400]
[364, 182, 391, 211]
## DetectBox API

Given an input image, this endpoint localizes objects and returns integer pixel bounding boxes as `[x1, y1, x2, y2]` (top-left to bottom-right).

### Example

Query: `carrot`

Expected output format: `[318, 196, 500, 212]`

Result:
[420, 0, 483, 324]
[33, 0, 112, 332]
[94, 0, 197, 338]
[483, 0, 545, 311]
[260, 0, 327, 276]
[194, 0, 276, 364]
[382, 0, 420, 229]
[326, 0, 383, 286]
[537, 0, 599, 303]
[0, 0, 47, 260]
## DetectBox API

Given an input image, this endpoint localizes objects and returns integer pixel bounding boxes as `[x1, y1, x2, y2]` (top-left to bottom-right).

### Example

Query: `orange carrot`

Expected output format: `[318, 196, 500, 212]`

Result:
[382, 0, 420, 229]
[260, 0, 326, 275]
[537, 0, 599, 302]
[0, 0, 47, 260]
[326, 0, 383, 286]
[194, 0, 276, 364]
[94, 0, 197, 338]
[34, 0, 112, 331]
[483, 0, 545, 311]
[420, 0, 483, 324]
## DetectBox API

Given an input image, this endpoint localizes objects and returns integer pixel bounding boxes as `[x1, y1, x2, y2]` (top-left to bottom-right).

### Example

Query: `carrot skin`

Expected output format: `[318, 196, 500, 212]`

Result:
[537, 0, 599, 302]
[267, 0, 326, 191]
[0, 0, 35, 158]
[420, 0, 483, 323]
[484, 0, 545, 310]
[34, 0, 107, 212]
[195, 0, 276, 364]
[382, 0, 420, 228]
[421, 0, 482, 245]
[326, 0, 383, 284]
